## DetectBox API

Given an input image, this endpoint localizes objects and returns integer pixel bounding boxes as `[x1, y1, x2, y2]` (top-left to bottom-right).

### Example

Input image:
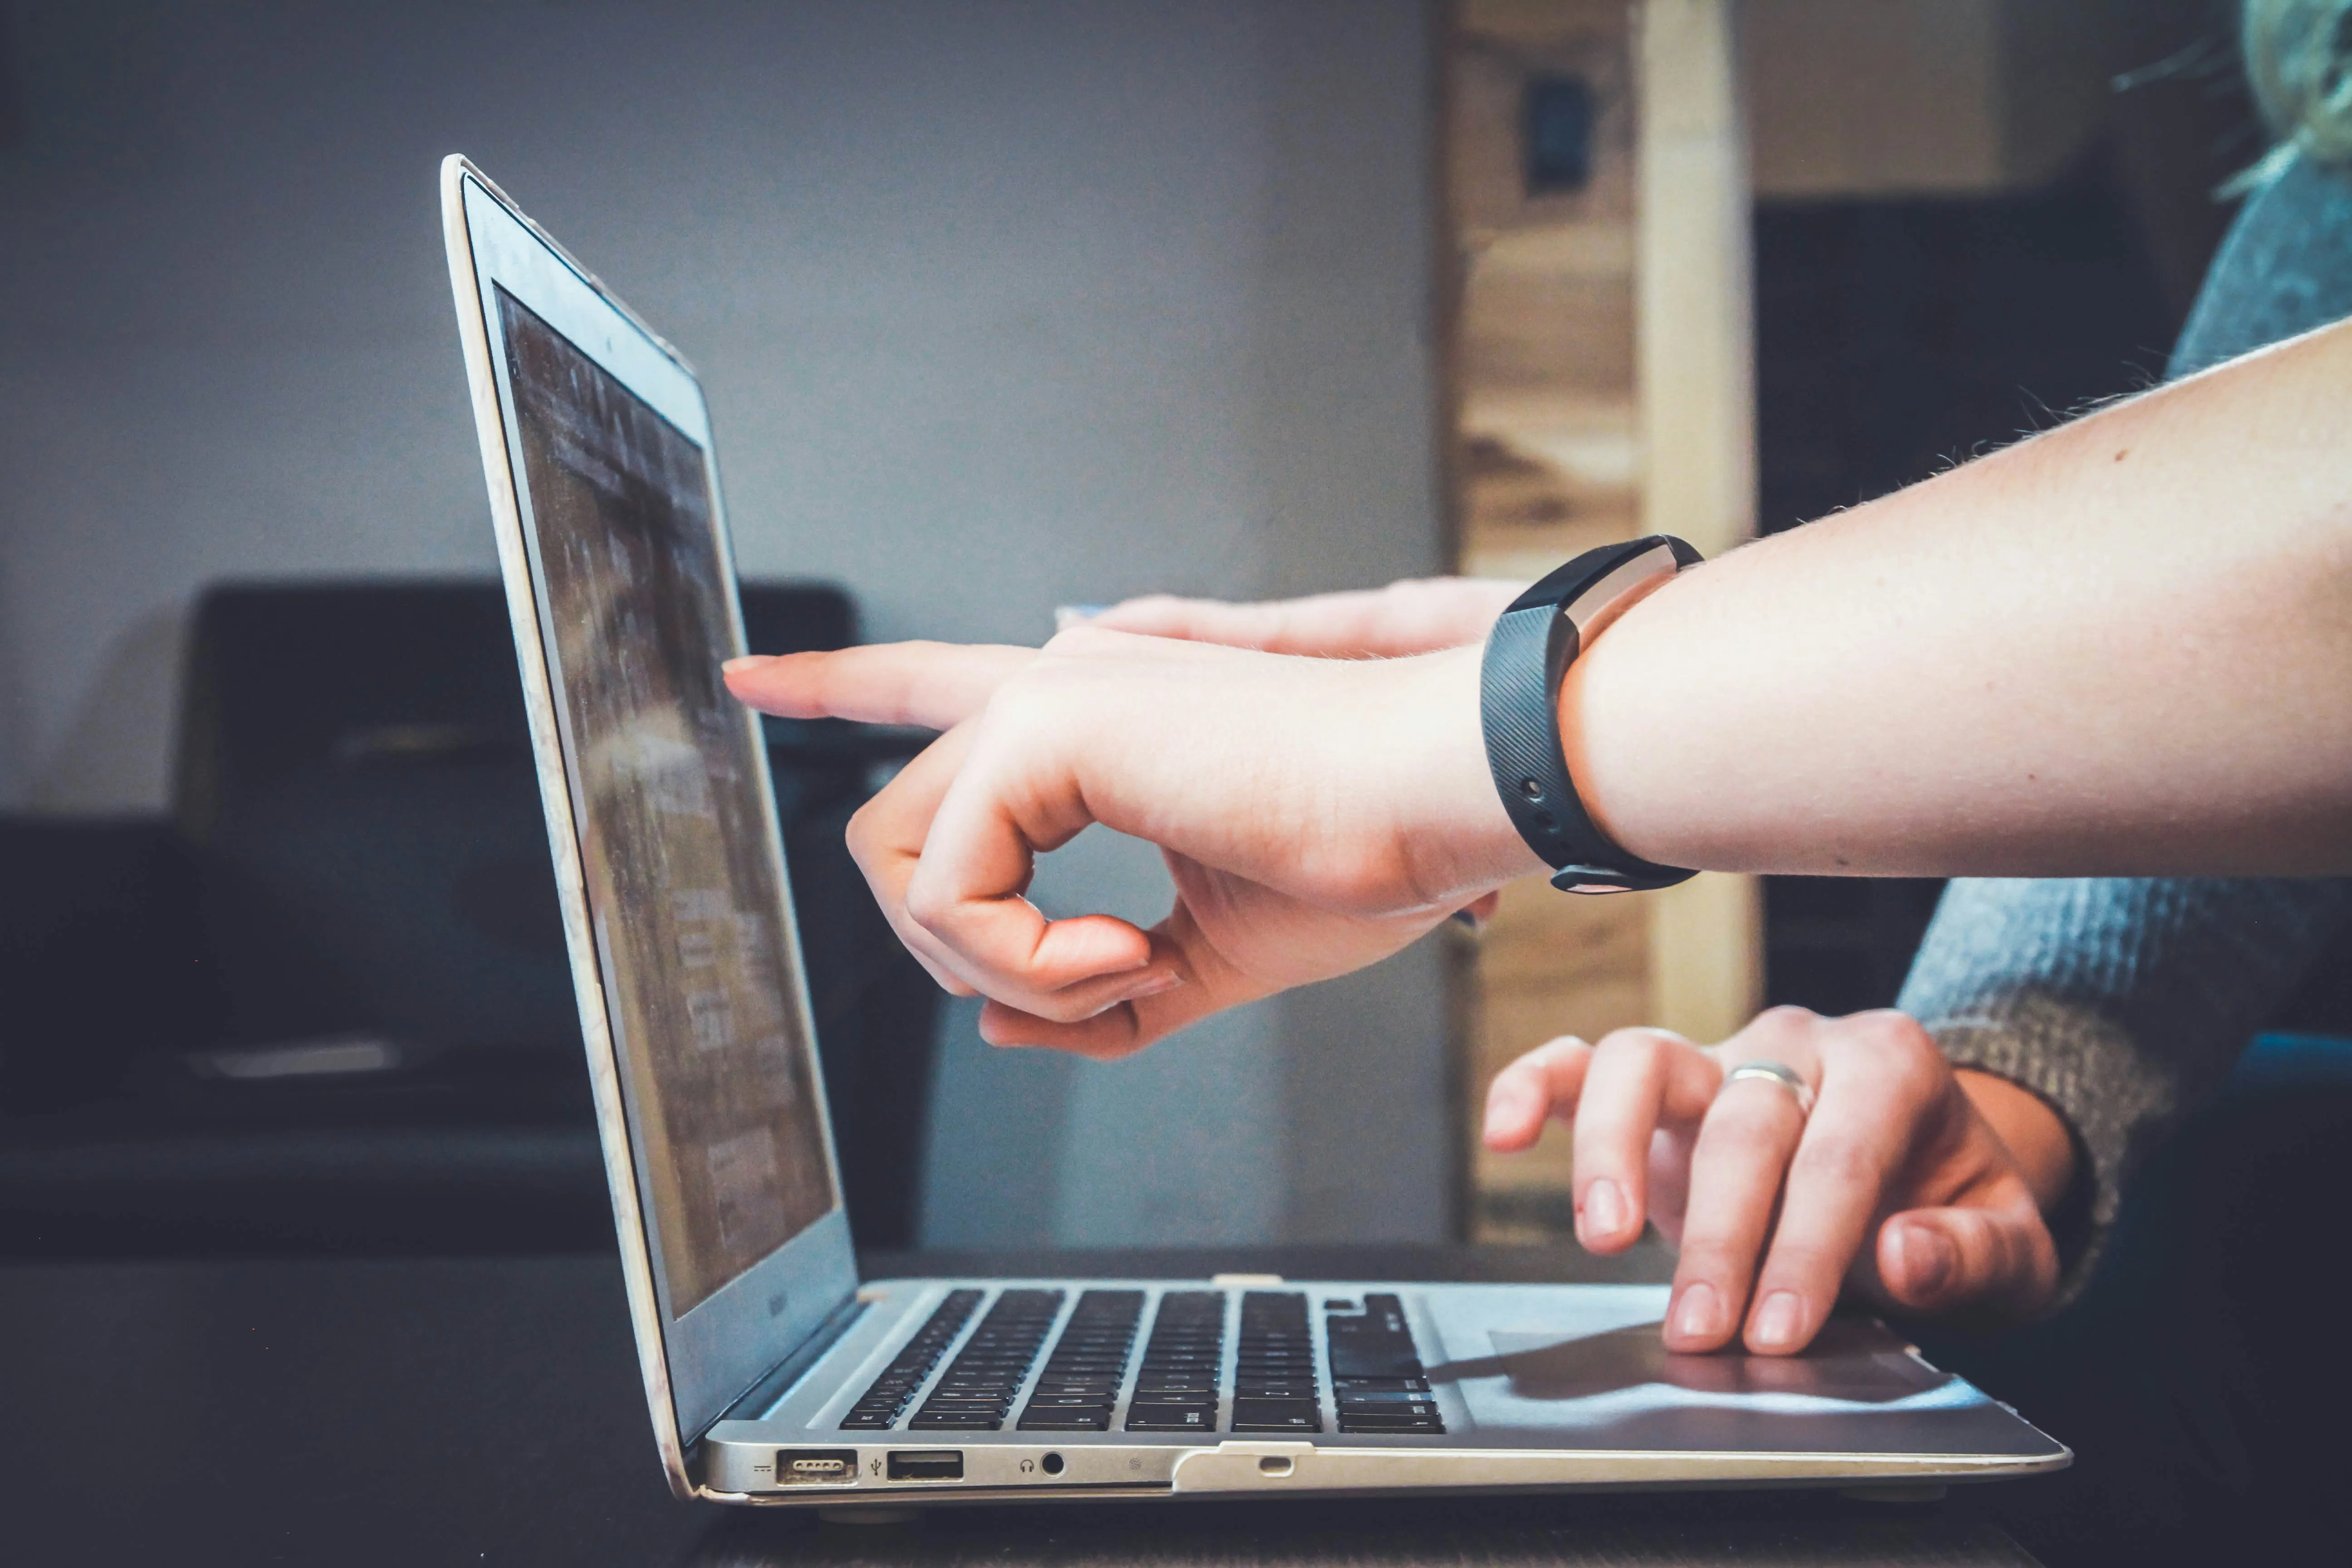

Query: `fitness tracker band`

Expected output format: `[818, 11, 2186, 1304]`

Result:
[1480, 534, 1702, 895]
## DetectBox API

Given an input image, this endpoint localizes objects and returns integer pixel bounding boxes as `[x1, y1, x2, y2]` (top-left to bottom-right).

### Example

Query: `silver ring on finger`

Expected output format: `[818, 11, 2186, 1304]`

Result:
[1718, 1060, 1815, 1119]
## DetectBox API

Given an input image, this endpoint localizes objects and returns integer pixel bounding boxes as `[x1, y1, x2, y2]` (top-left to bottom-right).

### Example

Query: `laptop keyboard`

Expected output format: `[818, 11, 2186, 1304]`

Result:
[1123, 1289, 1223, 1432]
[1230, 1290, 1321, 1432]
[838, 1287, 982, 1429]
[841, 1285, 1444, 1437]
[1016, 1289, 1145, 1431]
[907, 1288, 1065, 1430]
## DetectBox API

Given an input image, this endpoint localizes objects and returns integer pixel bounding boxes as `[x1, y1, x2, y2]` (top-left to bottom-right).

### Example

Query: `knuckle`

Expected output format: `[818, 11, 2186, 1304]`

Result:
[1041, 623, 1118, 657]
[901, 877, 955, 933]
[1856, 1006, 1931, 1040]
[1595, 1027, 1676, 1067]
[981, 671, 1049, 725]
[1855, 1008, 1939, 1062]
[1883, 1049, 1951, 1113]
[843, 799, 882, 855]
[1750, 1005, 1820, 1040]
[1532, 1036, 1594, 1078]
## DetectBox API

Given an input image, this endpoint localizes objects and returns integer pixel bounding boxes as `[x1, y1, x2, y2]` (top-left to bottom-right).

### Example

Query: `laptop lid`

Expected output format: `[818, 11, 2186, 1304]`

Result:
[440, 157, 857, 1493]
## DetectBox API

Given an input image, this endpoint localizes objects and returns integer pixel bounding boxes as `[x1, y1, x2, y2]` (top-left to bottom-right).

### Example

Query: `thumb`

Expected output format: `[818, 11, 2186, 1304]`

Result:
[1874, 1199, 2058, 1317]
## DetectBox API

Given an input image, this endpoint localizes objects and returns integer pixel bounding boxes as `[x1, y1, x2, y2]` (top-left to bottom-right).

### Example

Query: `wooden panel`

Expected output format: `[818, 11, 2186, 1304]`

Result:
[1454, 0, 1640, 587]
[1444, 0, 1758, 1241]
[1637, 0, 1762, 1047]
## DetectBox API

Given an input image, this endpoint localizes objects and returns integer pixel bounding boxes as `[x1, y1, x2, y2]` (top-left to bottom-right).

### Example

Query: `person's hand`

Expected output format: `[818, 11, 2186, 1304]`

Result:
[725, 629, 1541, 1057]
[1081, 577, 1524, 658]
[1482, 1006, 2072, 1355]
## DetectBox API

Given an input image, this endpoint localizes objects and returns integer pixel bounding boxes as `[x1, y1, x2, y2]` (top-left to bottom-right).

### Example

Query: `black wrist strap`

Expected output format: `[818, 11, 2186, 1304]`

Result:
[1480, 535, 1702, 895]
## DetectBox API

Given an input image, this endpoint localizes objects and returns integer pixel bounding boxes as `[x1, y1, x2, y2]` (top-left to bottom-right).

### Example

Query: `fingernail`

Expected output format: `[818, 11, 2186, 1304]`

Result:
[1124, 970, 1186, 1001]
[1579, 1178, 1626, 1243]
[1752, 1290, 1804, 1349]
[1669, 1281, 1720, 1342]
[721, 655, 772, 674]
[1897, 1222, 1955, 1296]
[1053, 605, 1108, 632]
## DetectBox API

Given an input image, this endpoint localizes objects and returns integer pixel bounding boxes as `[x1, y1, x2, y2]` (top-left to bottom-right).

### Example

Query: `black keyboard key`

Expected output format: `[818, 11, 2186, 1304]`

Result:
[1324, 1294, 1431, 1387]
[1345, 1401, 1430, 1429]
[1230, 1396, 1322, 1432]
[1328, 1348, 1423, 1379]
[1338, 1414, 1444, 1433]
[1018, 1408, 1113, 1431]
[1126, 1402, 1217, 1431]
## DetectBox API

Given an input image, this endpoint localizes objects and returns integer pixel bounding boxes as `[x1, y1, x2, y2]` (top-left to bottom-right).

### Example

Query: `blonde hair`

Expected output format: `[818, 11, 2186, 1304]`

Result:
[2244, 0, 2352, 173]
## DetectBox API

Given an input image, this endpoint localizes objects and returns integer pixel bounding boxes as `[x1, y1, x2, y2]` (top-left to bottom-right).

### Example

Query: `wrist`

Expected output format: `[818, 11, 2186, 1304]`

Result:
[1379, 645, 1548, 902]
[1956, 1068, 2077, 1213]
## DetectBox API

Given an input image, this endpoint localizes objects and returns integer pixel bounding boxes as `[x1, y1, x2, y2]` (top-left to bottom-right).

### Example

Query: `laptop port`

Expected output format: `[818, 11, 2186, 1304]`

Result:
[773, 1449, 858, 1485]
[886, 1450, 964, 1481]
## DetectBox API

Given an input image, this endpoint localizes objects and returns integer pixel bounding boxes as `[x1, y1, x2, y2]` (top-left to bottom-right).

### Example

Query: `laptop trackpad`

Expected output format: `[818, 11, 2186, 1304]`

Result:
[1493, 1318, 1944, 1403]
[1447, 1319, 1987, 1448]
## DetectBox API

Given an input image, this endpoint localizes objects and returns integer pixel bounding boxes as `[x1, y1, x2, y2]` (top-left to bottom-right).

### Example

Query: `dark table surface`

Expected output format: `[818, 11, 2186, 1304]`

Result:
[0, 1244, 2048, 1567]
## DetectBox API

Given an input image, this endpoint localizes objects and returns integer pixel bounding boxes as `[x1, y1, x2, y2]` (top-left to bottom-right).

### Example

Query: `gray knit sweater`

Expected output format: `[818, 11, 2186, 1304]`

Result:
[1897, 152, 2352, 1287]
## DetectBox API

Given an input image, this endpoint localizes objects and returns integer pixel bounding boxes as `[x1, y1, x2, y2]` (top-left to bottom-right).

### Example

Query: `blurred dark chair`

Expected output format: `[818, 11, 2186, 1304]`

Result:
[0, 579, 936, 1256]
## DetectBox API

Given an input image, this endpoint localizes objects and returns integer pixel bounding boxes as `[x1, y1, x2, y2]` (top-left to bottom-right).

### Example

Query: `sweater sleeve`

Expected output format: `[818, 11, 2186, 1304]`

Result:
[1897, 877, 2352, 1294]
[1893, 150, 2352, 1298]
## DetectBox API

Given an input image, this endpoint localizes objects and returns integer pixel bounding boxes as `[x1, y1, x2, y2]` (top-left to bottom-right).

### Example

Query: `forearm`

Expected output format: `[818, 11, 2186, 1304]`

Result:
[1564, 318, 2352, 877]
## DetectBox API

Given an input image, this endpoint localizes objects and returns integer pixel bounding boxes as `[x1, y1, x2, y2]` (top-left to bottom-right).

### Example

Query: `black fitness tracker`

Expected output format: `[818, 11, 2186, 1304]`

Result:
[1480, 534, 1703, 895]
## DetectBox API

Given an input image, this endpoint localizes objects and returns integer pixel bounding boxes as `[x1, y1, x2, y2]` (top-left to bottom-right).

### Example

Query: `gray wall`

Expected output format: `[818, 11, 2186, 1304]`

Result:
[0, 0, 1450, 1246]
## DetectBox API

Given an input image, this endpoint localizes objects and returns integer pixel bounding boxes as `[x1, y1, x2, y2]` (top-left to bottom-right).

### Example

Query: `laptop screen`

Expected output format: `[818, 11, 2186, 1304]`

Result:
[498, 286, 837, 1316]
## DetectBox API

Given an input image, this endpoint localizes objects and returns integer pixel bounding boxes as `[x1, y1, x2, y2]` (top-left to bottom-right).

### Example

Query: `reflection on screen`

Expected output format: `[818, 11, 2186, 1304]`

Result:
[499, 289, 835, 1315]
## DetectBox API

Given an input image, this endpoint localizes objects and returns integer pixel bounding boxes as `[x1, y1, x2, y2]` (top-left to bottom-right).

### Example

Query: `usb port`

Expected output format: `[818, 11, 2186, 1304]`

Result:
[886, 1449, 964, 1482]
[773, 1448, 857, 1485]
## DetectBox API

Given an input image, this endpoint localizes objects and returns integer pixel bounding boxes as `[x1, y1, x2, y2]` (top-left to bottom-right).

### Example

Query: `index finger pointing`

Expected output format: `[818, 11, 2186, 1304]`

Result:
[723, 642, 1039, 729]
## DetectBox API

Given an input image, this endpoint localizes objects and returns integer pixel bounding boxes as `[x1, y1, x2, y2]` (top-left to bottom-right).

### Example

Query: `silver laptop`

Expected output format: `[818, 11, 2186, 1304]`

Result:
[439, 155, 2068, 1507]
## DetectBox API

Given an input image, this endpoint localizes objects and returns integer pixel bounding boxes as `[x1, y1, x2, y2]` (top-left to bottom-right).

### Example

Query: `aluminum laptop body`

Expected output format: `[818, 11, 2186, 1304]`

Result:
[440, 155, 2068, 1506]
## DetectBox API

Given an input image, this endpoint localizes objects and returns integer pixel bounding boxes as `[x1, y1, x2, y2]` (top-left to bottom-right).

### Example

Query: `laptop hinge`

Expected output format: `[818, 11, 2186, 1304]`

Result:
[699, 1294, 868, 1437]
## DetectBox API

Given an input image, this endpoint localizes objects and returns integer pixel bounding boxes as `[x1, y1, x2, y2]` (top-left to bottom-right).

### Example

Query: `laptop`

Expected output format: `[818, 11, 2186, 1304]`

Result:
[439, 155, 2068, 1506]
